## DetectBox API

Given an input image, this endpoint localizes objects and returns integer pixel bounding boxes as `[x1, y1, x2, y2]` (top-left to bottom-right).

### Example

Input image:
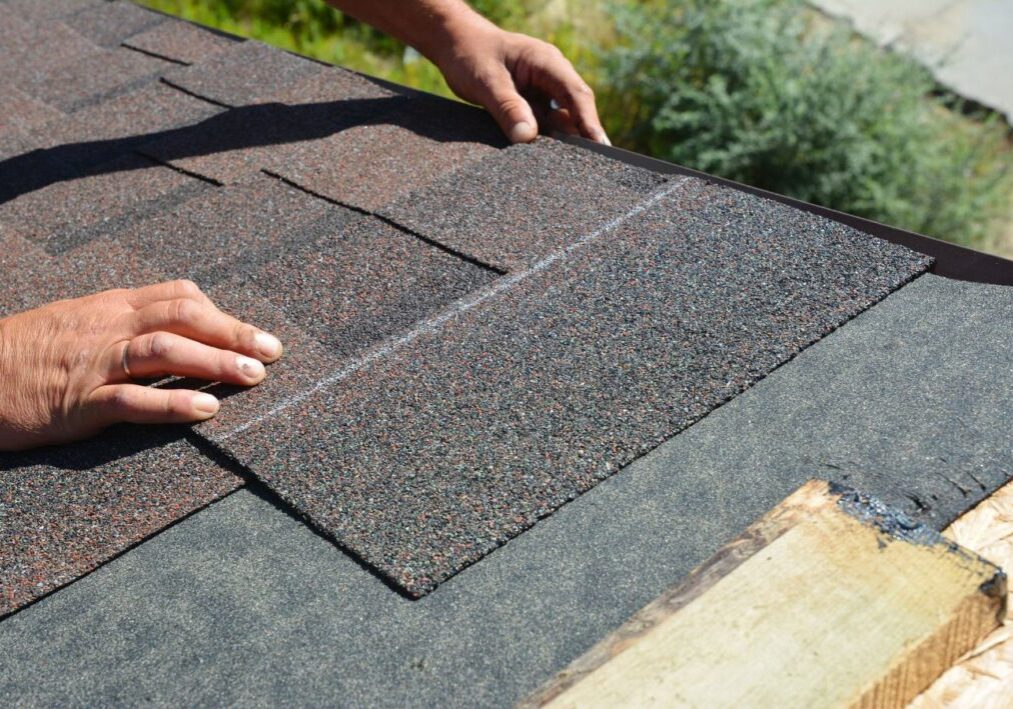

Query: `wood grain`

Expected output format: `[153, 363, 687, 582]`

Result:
[522, 480, 1006, 709]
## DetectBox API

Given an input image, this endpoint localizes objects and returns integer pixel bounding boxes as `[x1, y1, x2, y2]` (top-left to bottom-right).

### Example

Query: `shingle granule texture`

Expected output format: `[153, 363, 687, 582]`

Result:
[0, 16, 102, 78]
[267, 96, 506, 213]
[213, 177, 932, 596]
[379, 137, 669, 271]
[16, 47, 174, 114]
[193, 209, 499, 438]
[162, 41, 324, 107]
[1, 0, 104, 22]
[17, 83, 223, 180]
[137, 103, 320, 185]
[0, 427, 242, 618]
[0, 153, 209, 255]
[122, 18, 240, 65]
[0, 87, 65, 140]
[103, 174, 335, 286]
[63, 0, 166, 48]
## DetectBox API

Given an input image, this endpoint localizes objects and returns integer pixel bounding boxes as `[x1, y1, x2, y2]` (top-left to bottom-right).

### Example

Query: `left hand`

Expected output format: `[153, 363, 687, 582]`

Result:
[434, 22, 609, 146]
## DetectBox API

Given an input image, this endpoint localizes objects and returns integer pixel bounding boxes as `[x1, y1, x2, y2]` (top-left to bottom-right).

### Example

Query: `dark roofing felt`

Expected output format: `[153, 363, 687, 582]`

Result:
[1, 0, 998, 625]
[2, 273, 1011, 706]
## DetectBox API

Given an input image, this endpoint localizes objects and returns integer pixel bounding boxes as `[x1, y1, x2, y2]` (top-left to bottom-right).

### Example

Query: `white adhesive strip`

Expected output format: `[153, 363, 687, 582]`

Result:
[217, 177, 692, 442]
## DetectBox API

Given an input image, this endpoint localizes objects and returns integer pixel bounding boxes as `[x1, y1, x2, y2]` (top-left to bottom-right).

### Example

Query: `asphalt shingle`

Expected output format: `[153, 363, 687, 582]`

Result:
[122, 17, 240, 65]
[102, 173, 334, 286]
[0, 153, 211, 254]
[0, 427, 242, 618]
[161, 40, 324, 107]
[265, 96, 505, 213]
[0, 16, 103, 78]
[16, 46, 175, 114]
[0, 87, 65, 140]
[63, 0, 167, 48]
[379, 138, 670, 271]
[212, 176, 931, 596]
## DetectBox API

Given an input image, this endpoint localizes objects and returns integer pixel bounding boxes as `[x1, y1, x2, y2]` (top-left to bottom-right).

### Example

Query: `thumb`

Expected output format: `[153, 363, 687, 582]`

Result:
[471, 65, 538, 144]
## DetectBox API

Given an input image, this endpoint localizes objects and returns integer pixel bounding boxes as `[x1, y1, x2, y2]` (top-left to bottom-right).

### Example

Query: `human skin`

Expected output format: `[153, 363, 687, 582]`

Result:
[327, 0, 609, 145]
[0, 2, 606, 451]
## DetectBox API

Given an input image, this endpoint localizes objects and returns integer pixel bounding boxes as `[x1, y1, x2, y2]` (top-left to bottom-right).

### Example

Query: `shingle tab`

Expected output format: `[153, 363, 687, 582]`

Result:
[379, 138, 669, 271]
[0, 16, 103, 78]
[265, 96, 505, 213]
[0, 86, 65, 140]
[103, 174, 335, 286]
[122, 17, 241, 65]
[0, 153, 210, 254]
[162, 41, 324, 107]
[0, 427, 242, 618]
[211, 177, 931, 596]
[16, 47, 175, 113]
[63, 0, 167, 47]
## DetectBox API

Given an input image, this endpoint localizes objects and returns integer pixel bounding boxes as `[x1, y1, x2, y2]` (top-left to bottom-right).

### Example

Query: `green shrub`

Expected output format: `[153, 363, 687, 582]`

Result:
[598, 0, 1011, 247]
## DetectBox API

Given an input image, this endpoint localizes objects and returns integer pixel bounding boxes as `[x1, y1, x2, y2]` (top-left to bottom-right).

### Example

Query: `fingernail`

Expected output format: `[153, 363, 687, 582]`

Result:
[254, 332, 283, 360]
[509, 121, 536, 144]
[193, 393, 220, 416]
[237, 355, 266, 380]
[601, 132, 612, 147]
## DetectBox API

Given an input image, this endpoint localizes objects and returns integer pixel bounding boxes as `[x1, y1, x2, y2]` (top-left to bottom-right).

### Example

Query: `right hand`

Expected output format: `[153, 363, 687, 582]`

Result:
[0, 279, 283, 452]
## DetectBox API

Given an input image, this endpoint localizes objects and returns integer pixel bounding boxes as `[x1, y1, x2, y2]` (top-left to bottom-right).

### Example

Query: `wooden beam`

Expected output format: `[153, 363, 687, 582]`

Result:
[522, 480, 1006, 709]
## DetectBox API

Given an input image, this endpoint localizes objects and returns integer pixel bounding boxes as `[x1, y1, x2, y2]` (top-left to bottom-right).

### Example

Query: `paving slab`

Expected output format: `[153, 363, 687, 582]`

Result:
[211, 176, 931, 596]
[122, 17, 241, 65]
[379, 137, 669, 271]
[162, 40, 324, 107]
[0, 427, 242, 618]
[0, 273, 1008, 706]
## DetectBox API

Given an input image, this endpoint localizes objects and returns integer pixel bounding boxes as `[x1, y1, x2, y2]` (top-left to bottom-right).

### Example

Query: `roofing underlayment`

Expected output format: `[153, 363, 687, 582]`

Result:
[1, 2, 1012, 704]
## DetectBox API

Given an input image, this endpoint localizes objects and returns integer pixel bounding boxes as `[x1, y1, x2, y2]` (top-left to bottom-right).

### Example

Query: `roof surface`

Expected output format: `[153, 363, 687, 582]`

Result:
[0, 2, 1010, 704]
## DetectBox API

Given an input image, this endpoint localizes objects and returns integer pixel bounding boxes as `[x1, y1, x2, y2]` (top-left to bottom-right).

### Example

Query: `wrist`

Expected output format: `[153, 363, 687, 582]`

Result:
[421, 7, 499, 70]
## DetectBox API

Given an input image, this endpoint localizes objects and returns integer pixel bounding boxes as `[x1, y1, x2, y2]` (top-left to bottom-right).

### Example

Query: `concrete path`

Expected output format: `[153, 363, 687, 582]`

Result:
[809, 0, 1013, 121]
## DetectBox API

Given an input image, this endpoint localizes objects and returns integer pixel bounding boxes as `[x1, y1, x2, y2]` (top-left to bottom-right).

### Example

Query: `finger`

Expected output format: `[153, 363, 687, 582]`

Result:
[544, 105, 581, 137]
[86, 384, 221, 426]
[529, 51, 609, 144]
[113, 332, 267, 386]
[131, 298, 283, 363]
[126, 279, 214, 309]
[471, 63, 539, 144]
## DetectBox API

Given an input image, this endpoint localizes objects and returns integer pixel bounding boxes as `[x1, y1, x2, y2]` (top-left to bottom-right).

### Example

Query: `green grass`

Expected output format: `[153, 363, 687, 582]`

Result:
[137, 0, 1011, 253]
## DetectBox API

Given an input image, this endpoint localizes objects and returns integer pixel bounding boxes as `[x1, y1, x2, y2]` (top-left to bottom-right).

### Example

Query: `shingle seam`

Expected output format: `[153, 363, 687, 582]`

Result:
[211, 176, 695, 444]
[136, 149, 225, 186]
[0, 477, 247, 624]
[158, 76, 233, 109]
[120, 42, 191, 67]
[260, 168, 508, 276]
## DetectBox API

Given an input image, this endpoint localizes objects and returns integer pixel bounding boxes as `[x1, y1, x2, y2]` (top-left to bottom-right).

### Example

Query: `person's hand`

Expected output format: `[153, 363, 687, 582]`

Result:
[433, 20, 609, 145]
[0, 280, 283, 452]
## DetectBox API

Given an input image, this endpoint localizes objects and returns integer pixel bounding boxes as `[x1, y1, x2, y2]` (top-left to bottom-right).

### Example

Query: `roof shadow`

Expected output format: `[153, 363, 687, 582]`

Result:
[0, 424, 192, 472]
[0, 93, 504, 204]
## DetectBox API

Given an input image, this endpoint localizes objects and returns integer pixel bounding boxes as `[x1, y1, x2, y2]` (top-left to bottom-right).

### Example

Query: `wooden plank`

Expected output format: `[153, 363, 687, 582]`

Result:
[522, 480, 1007, 709]
[909, 477, 1013, 706]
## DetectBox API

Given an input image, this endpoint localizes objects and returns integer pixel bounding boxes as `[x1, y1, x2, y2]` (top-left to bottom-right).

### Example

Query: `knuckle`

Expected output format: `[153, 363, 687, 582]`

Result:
[146, 332, 174, 359]
[171, 298, 199, 326]
[108, 387, 134, 413]
[171, 279, 203, 299]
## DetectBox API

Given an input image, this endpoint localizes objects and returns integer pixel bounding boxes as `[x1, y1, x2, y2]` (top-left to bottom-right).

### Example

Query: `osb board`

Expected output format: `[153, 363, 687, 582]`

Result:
[523, 480, 1006, 709]
[909, 478, 1013, 708]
